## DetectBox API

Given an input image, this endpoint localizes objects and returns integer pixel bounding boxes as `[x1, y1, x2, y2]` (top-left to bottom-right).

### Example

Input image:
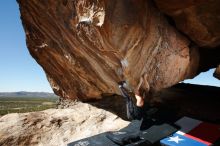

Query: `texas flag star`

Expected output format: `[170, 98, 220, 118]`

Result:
[168, 136, 184, 144]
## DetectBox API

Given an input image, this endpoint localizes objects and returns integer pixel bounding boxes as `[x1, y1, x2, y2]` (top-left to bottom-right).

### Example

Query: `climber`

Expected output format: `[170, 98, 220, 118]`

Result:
[118, 77, 177, 130]
[106, 77, 179, 145]
[118, 81, 145, 121]
[118, 74, 155, 130]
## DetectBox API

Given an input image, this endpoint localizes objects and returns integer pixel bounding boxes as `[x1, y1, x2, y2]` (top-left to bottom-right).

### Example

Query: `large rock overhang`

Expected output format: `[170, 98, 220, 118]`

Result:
[17, 0, 219, 101]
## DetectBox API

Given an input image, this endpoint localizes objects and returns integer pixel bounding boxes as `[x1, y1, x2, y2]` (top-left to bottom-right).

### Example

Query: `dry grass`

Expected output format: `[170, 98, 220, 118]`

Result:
[0, 96, 58, 115]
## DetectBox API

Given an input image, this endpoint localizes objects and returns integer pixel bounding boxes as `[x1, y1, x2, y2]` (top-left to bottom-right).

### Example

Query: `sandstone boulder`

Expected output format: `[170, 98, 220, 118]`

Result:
[18, 0, 199, 100]
[0, 102, 129, 146]
[155, 0, 220, 48]
[214, 65, 220, 80]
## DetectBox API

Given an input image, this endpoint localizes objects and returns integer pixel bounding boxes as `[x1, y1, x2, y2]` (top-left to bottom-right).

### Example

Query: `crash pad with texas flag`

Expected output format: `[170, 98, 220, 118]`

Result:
[160, 116, 220, 146]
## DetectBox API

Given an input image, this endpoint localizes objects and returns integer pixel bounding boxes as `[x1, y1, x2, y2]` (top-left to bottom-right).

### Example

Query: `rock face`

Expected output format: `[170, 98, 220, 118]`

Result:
[154, 0, 220, 80]
[214, 65, 220, 80]
[18, 0, 200, 100]
[0, 102, 129, 146]
[153, 83, 220, 123]
[155, 0, 220, 48]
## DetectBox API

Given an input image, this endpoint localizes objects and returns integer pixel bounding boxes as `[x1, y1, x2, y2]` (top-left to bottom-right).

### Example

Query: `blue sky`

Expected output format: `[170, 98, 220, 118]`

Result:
[183, 69, 220, 87]
[0, 0, 53, 92]
[0, 1, 219, 92]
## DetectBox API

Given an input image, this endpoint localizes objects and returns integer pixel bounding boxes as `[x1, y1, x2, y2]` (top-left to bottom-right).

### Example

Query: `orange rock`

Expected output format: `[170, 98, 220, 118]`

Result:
[17, 0, 199, 100]
[214, 65, 220, 80]
[155, 0, 220, 48]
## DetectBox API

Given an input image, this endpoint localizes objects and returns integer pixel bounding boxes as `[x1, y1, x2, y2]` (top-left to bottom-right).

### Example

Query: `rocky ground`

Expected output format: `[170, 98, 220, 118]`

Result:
[0, 83, 219, 146]
[0, 102, 129, 146]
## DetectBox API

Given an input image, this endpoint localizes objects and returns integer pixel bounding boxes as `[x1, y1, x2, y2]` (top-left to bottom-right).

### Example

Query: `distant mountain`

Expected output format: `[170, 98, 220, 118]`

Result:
[0, 91, 58, 98]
